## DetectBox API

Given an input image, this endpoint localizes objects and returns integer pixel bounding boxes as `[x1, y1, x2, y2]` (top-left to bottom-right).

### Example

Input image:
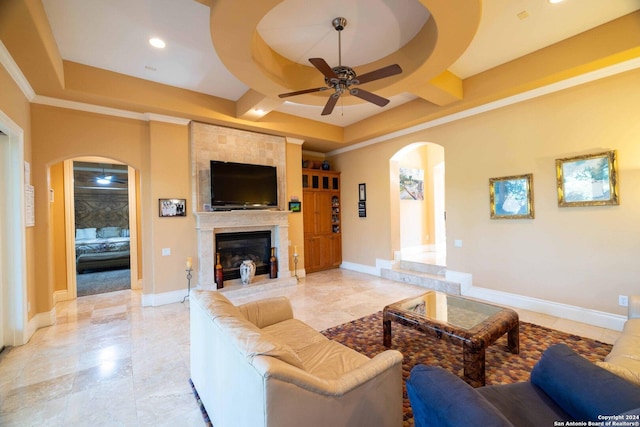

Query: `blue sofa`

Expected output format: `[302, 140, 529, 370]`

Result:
[407, 344, 640, 427]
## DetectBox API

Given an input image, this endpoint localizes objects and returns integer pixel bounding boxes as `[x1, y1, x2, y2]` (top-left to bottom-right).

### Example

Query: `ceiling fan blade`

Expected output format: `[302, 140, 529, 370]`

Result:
[321, 93, 340, 116]
[309, 58, 338, 80]
[279, 87, 329, 98]
[355, 64, 402, 85]
[349, 88, 390, 107]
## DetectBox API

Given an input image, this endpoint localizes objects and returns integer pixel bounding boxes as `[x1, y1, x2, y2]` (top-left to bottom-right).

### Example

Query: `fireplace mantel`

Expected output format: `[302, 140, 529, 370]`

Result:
[194, 210, 291, 289]
[195, 210, 290, 230]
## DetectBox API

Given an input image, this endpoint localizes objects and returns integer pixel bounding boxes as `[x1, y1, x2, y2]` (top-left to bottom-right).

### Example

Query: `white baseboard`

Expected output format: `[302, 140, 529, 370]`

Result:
[340, 260, 381, 277]
[342, 261, 627, 332]
[463, 285, 627, 332]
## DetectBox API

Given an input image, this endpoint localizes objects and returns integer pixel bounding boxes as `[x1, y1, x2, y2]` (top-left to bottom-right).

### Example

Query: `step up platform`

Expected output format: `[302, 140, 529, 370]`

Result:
[380, 260, 460, 295]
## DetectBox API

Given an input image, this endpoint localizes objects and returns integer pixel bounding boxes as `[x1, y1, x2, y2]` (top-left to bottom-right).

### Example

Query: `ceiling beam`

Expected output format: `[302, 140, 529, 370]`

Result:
[412, 70, 463, 106]
[235, 89, 284, 121]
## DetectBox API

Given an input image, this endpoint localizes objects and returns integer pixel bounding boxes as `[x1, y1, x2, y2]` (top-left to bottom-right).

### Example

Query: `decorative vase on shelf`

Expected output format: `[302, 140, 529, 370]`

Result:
[239, 260, 256, 285]
[269, 247, 278, 279]
[215, 252, 224, 289]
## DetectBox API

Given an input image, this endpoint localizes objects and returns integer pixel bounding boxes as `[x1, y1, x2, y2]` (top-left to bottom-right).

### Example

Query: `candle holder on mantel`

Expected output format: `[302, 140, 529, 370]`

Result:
[182, 267, 193, 303]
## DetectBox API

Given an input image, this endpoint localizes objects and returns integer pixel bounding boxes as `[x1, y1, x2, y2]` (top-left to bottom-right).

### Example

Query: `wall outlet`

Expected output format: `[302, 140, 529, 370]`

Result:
[454, 239, 463, 248]
[619, 295, 629, 307]
[162, 248, 171, 256]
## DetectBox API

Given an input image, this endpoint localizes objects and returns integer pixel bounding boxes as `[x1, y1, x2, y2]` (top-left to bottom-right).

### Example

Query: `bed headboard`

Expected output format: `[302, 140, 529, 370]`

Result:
[75, 193, 129, 230]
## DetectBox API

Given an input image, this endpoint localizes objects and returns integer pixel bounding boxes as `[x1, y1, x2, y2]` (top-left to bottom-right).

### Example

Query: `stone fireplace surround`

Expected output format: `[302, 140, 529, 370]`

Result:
[190, 123, 296, 292]
[195, 210, 295, 290]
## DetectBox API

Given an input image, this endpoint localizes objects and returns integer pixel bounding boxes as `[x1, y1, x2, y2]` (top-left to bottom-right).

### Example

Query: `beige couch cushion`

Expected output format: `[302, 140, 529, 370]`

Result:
[262, 318, 328, 352]
[239, 297, 294, 328]
[193, 290, 242, 320]
[622, 318, 640, 335]
[599, 318, 640, 385]
[297, 340, 370, 380]
[215, 312, 306, 370]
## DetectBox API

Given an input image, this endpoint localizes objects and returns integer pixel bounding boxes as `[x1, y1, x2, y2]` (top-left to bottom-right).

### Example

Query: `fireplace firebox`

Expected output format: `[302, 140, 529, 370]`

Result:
[215, 231, 271, 281]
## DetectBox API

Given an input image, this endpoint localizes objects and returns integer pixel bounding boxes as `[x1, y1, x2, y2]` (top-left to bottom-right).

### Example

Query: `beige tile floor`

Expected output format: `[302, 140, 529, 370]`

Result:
[0, 269, 621, 426]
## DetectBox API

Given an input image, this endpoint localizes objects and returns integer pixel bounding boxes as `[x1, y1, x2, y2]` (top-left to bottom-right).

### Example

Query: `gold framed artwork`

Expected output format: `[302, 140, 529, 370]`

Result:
[489, 174, 534, 219]
[556, 150, 619, 207]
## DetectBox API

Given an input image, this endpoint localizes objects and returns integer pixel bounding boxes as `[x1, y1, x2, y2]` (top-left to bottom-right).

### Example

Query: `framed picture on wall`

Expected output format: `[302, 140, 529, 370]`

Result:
[358, 201, 366, 218]
[556, 150, 619, 207]
[359, 183, 366, 201]
[159, 198, 186, 217]
[289, 201, 301, 212]
[489, 174, 534, 219]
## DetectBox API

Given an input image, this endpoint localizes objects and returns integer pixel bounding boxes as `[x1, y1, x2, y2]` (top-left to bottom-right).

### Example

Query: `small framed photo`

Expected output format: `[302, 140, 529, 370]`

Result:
[556, 150, 619, 207]
[358, 201, 367, 218]
[359, 183, 366, 201]
[489, 174, 534, 219]
[289, 201, 301, 212]
[159, 198, 186, 217]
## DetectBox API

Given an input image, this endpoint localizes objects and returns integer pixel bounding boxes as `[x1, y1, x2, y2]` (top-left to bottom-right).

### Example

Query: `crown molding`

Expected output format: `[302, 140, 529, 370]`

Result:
[144, 113, 191, 126]
[33, 95, 146, 120]
[286, 137, 304, 145]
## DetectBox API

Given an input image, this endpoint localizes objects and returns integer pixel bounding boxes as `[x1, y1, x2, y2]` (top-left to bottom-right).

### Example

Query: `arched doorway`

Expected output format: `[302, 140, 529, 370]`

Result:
[390, 142, 445, 265]
[52, 156, 139, 301]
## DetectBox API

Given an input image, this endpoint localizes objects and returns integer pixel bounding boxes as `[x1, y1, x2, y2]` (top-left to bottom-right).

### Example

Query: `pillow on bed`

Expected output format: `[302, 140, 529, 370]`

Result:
[97, 227, 122, 238]
[76, 228, 97, 240]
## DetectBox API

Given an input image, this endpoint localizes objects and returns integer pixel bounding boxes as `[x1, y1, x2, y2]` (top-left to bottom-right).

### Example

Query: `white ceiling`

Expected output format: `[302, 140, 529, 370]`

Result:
[42, 0, 640, 127]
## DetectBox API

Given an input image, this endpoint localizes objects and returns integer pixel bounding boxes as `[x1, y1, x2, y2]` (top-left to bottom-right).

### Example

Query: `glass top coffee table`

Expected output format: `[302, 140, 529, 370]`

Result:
[383, 291, 519, 387]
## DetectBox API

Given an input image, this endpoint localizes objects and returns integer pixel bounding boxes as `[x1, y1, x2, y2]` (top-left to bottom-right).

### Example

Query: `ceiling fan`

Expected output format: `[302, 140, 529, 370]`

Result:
[96, 166, 127, 185]
[278, 17, 403, 116]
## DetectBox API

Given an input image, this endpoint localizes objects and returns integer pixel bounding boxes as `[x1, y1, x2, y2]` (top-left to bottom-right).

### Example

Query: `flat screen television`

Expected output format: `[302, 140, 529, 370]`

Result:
[210, 161, 278, 210]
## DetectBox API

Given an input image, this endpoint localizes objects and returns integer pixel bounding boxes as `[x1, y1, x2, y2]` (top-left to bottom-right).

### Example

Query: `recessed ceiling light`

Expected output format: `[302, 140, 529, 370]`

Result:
[149, 37, 166, 49]
[549, 0, 564, 3]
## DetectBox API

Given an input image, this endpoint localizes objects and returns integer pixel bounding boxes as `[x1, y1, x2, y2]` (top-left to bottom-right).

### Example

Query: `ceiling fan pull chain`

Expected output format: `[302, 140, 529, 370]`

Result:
[337, 25, 342, 67]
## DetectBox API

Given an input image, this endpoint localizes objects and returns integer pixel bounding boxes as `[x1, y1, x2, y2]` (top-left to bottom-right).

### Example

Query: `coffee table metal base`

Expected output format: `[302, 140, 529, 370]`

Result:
[383, 295, 519, 388]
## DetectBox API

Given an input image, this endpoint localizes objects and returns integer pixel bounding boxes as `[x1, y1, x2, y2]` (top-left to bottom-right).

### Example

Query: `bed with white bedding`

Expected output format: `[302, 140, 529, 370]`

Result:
[75, 227, 130, 273]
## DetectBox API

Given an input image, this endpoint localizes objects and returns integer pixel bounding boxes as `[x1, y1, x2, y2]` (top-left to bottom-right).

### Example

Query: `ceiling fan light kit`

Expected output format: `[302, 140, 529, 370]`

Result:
[278, 17, 403, 116]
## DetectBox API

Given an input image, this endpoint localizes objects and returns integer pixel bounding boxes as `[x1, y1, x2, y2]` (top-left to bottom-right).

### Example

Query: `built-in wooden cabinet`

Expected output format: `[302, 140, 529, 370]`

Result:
[302, 169, 341, 273]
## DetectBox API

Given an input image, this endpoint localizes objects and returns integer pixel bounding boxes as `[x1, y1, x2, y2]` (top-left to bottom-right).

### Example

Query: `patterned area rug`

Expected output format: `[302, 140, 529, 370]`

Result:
[321, 311, 613, 427]
[190, 379, 213, 427]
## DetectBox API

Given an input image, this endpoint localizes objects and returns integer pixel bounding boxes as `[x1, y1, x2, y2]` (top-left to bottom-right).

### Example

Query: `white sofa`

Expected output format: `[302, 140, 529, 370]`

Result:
[597, 295, 640, 385]
[190, 290, 404, 427]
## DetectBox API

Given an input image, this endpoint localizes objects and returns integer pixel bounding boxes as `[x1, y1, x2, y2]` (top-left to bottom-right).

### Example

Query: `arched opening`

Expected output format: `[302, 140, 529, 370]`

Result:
[390, 142, 445, 266]
[51, 156, 140, 302]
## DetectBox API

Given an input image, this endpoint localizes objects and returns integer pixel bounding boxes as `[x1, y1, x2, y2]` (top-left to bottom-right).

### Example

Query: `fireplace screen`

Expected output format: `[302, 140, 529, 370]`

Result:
[216, 231, 271, 281]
